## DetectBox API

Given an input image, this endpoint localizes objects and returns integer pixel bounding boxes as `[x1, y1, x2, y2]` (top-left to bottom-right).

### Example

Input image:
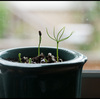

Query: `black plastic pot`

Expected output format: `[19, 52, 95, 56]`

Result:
[0, 46, 87, 98]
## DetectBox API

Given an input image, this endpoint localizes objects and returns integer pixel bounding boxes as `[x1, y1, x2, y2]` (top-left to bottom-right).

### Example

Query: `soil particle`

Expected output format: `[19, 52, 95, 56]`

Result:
[6, 53, 63, 64]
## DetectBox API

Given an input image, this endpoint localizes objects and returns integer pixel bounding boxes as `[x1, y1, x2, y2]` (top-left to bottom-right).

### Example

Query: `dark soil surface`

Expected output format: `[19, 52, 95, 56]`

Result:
[6, 53, 63, 64]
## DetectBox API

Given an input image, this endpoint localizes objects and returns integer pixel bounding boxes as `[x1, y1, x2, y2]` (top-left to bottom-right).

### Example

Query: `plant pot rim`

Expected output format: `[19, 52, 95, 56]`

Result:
[0, 46, 87, 69]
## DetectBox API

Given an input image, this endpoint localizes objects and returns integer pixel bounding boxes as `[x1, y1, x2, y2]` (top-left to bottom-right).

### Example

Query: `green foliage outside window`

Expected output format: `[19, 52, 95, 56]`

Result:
[0, 2, 10, 38]
[79, 1, 100, 51]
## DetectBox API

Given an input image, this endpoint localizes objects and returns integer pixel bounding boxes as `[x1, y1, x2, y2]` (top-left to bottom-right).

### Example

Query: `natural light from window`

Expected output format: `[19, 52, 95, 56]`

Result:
[0, 1, 100, 70]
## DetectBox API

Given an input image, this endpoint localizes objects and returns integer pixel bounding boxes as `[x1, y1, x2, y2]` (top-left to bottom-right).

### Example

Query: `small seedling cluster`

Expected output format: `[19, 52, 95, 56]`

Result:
[18, 27, 73, 64]
[18, 52, 63, 64]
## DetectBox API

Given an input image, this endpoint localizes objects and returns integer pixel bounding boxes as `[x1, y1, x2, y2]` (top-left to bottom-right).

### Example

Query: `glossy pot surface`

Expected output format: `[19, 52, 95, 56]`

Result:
[0, 46, 87, 98]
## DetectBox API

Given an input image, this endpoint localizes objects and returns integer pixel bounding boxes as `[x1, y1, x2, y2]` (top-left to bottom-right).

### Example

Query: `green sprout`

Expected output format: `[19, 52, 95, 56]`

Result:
[46, 26, 74, 62]
[29, 58, 32, 64]
[44, 58, 48, 63]
[18, 53, 22, 63]
[38, 31, 42, 56]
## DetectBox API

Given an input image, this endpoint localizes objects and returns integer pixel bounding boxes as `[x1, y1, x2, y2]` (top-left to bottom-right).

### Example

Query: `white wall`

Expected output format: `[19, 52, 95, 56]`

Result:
[8, 1, 96, 11]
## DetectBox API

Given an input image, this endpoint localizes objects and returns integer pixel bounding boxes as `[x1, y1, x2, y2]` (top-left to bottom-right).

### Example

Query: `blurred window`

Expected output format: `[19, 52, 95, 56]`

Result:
[0, 1, 100, 70]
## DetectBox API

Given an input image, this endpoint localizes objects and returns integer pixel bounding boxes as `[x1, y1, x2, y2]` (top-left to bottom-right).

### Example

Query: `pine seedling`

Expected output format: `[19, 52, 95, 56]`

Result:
[29, 58, 32, 64]
[18, 53, 22, 63]
[44, 58, 48, 63]
[46, 27, 73, 62]
[38, 31, 42, 56]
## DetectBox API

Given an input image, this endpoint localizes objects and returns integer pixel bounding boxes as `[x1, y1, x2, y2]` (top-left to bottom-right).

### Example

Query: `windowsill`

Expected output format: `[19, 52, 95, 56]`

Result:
[82, 70, 100, 77]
